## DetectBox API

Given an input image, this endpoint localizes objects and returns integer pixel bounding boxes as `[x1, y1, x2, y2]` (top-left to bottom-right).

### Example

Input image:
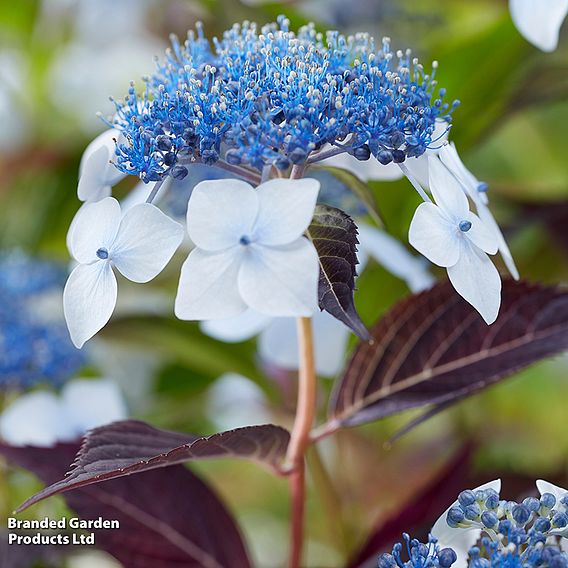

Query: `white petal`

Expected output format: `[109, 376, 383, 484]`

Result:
[447, 241, 502, 324]
[536, 479, 568, 501]
[259, 310, 350, 376]
[477, 202, 520, 279]
[431, 479, 501, 568]
[186, 179, 259, 251]
[63, 262, 118, 348]
[111, 203, 183, 283]
[79, 128, 125, 184]
[428, 155, 470, 218]
[358, 224, 435, 292]
[409, 202, 461, 267]
[61, 378, 128, 435]
[465, 213, 499, 255]
[175, 247, 247, 320]
[325, 151, 404, 181]
[253, 178, 320, 246]
[0, 392, 73, 446]
[200, 309, 272, 343]
[404, 154, 431, 189]
[510, 0, 568, 51]
[69, 197, 122, 264]
[238, 239, 319, 317]
[78, 145, 113, 202]
[439, 143, 481, 203]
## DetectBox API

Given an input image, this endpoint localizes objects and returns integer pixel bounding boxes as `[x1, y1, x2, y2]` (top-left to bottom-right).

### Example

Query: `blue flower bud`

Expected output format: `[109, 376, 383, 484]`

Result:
[447, 507, 465, 527]
[552, 512, 568, 528]
[377, 150, 393, 165]
[438, 548, 457, 568]
[541, 493, 557, 509]
[353, 145, 371, 161]
[523, 497, 541, 513]
[512, 504, 531, 525]
[458, 490, 477, 507]
[481, 511, 498, 529]
[534, 517, 552, 532]
[485, 492, 500, 510]
[391, 149, 405, 163]
[464, 503, 481, 520]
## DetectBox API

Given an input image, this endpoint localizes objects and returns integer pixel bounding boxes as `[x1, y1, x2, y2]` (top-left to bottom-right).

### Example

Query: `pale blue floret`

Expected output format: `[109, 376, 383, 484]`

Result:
[107, 16, 458, 182]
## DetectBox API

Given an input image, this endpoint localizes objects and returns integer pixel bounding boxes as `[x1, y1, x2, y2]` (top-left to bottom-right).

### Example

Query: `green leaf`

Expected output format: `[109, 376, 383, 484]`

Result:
[307, 204, 370, 341]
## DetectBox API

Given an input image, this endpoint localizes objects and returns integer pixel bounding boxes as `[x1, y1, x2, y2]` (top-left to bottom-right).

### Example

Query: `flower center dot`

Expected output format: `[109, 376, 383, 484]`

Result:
[459, 220, 472, 232]
[239, 236, 251, 246]
[96, 247, 109, 259]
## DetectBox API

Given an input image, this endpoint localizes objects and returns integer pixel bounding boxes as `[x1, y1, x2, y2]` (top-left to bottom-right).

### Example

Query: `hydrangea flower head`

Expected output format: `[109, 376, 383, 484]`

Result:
[107, 16, 457, 182]
[431, 481, 568, 568]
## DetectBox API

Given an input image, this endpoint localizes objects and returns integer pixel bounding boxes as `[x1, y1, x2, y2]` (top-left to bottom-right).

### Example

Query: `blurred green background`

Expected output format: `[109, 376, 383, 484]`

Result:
[1, 1, 568, 567]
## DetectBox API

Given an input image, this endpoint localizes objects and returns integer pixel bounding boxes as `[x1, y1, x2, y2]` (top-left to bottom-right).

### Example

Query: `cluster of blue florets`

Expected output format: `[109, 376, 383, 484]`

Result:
[380, 486, 568, 568]
[378, 535, 458, 568]
[447, 487, 568, 540]
[447, 487, 568, 568]
[108, 16, 457, 182]
[0, 252, 84, 387]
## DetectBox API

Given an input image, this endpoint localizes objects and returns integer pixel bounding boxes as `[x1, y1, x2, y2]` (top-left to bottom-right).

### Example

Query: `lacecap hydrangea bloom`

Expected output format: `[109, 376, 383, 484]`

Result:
[382, 480, 568, 568]
[64, 16, 518, 346]
[106, 16, 457, 180]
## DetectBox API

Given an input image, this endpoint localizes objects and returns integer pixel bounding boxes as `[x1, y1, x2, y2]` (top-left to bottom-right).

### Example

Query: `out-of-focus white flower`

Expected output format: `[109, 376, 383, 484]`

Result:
[0, 378, 127, 447]
[0, 50, 29, 151]
[64, 197, 183, 348]
[509, 0, 568, 51]
[49, 37, 164, 134]
[78, 129, 126, 202]
[67, 551, 123, 568]
[175, 179, 320, 320]
[409, 157, 501, 324]
[431, 480, 502, 568]
[325, 150, 404, 182]
[206, 373, 271, 431]
[357, 224, 435, 293]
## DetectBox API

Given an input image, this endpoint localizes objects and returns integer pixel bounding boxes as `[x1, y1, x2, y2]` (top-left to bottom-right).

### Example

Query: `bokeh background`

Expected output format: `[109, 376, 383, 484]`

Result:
[1, 1, 568, 567]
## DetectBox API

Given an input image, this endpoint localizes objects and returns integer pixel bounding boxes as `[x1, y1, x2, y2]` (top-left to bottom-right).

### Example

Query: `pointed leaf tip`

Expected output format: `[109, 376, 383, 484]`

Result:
[308, 204, 370, 340]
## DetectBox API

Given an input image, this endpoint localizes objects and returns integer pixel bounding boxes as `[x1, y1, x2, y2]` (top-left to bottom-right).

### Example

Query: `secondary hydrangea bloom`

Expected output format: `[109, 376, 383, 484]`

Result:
[175, 178, 320, 319]
[509, 0, 568, 51]
[388, 480, 568, 568]
[64, 197, 183, 348]
[409, 156, 501, 324]
[106, 17, 456, 183]
[432, 480, 568, 568]
[0, 252, 84, 388]
[0, 378, 127, 447]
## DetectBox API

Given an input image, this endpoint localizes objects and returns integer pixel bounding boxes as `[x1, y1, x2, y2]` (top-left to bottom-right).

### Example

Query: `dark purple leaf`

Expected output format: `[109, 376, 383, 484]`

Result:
[16, 420, 289, 511]
[308, 204, 370, 340]
[0, 443, 251, 568]
[347, 445, 474, 568]
[328, 280, 568, 429]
